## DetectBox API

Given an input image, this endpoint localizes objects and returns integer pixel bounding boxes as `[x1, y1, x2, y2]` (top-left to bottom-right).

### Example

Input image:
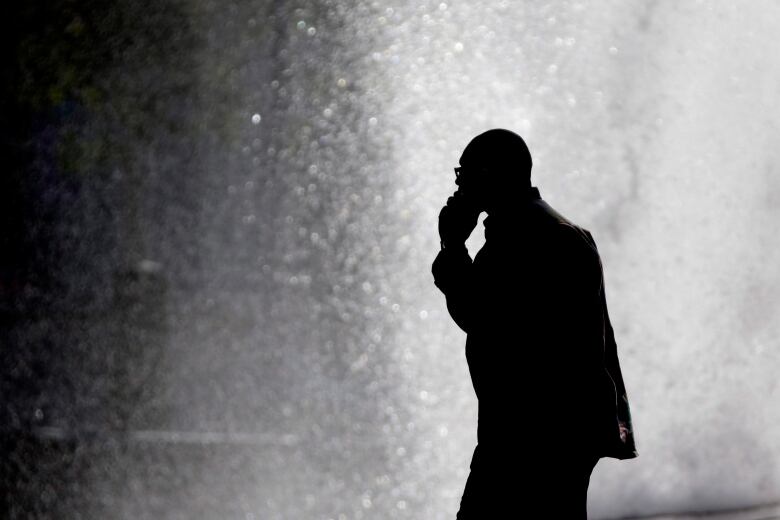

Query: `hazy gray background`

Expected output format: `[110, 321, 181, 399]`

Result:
[2, 0, 779, 518]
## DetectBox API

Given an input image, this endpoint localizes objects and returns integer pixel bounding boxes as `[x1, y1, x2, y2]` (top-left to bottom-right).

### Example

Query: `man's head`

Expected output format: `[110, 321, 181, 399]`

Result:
[456, 128, 533, 214]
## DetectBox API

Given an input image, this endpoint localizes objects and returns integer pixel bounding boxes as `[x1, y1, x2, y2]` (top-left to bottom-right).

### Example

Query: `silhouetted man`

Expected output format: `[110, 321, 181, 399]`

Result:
[432, 129, 637, 519]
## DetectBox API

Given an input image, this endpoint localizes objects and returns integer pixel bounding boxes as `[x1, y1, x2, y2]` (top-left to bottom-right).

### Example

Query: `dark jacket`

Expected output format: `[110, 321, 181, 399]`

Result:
[432, 187, 637, 460]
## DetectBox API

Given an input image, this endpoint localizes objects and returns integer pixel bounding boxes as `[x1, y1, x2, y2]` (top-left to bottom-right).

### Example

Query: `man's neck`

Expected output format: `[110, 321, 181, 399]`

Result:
[485, 186, 540, 218]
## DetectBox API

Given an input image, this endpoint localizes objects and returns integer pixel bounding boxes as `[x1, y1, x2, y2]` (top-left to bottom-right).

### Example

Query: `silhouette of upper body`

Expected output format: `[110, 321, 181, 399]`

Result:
[431, 129, 636, 518]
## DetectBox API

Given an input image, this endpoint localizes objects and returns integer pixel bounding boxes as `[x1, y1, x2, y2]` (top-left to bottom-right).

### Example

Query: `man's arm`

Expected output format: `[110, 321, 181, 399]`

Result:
[585, 229, 638, 457]
[600, 277, 637, 451]
[583, 230, 629, 397]
[432, 243, 476, 334]
[432, 192, 481, 334]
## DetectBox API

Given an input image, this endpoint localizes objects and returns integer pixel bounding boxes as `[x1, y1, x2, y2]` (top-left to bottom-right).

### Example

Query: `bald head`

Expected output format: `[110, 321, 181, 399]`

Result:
[459, 128, 533, 189]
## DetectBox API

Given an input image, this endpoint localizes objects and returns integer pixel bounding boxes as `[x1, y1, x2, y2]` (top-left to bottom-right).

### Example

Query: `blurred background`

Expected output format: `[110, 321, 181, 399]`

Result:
[2, 1, 779, 518]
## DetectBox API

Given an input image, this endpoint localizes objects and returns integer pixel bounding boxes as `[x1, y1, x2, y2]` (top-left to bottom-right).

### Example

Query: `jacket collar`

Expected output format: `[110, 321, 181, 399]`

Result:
[483, 186, 541, 233]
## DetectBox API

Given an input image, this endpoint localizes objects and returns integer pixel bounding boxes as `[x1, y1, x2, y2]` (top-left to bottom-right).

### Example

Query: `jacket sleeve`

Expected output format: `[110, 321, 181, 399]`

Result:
[586, 230, 639, 458]
[600, 276, 638, 457]
[431, 244, 476, 334]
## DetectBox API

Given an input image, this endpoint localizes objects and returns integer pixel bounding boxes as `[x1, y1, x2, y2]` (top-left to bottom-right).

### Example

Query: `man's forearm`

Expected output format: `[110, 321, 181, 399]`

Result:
[432, 243, 470, 290]
[432, 245, 475, 333]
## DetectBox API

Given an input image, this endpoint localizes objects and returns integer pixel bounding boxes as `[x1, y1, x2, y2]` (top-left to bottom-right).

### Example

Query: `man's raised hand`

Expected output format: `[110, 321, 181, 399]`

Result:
[438, 192, 481, 248]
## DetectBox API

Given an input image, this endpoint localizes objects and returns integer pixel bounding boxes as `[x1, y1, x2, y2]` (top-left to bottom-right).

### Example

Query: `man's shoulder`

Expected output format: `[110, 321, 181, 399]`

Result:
[533, 199, 596, 249]
[559, 221, 596, 250]
[553, 224, 599, 272]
